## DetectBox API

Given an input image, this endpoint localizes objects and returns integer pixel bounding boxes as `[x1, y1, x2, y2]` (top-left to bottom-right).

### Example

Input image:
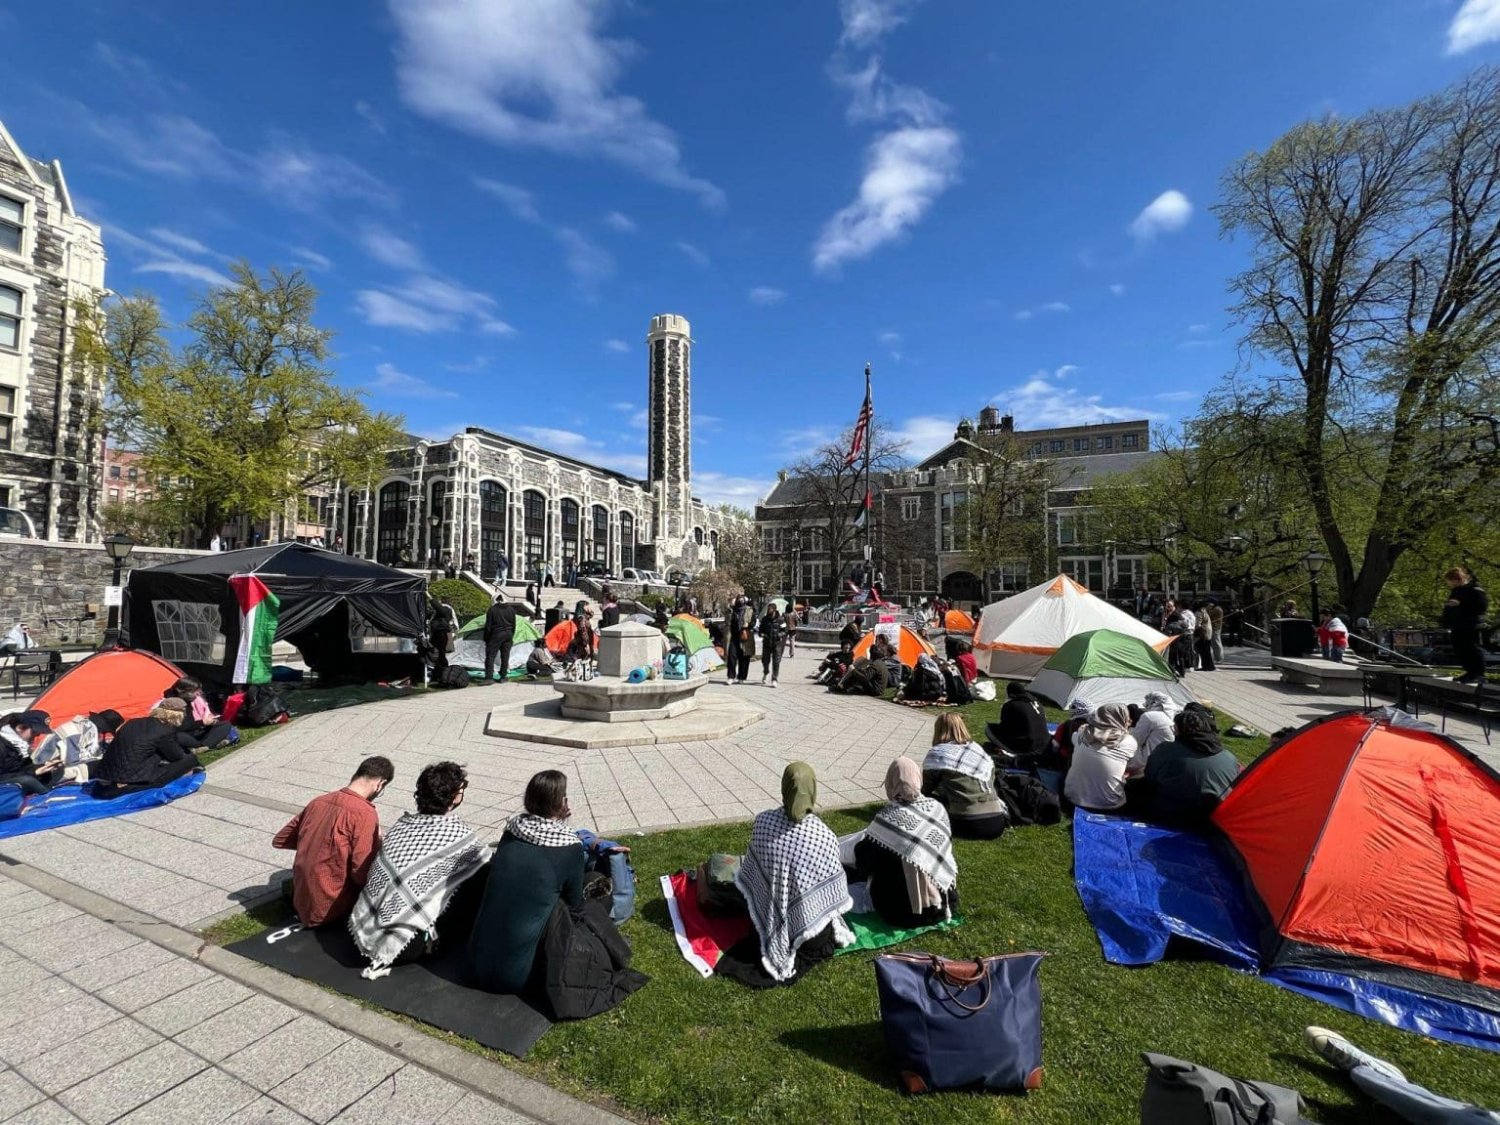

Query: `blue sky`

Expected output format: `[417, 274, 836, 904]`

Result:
[6, 0, 1500, 508]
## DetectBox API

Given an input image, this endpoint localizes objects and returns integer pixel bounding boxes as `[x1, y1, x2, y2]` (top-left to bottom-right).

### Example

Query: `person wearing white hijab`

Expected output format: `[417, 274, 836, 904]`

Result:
[1131, 691, 1179, 760]
[1064, 703, 1144, 813]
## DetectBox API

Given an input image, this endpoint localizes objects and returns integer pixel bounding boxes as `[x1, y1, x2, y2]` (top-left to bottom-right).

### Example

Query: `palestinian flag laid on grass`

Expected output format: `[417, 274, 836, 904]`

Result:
[229, 575, 280, 684]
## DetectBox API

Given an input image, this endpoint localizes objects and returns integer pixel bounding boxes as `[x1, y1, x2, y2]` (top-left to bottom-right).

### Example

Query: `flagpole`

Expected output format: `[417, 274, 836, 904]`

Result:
[863, 362, 873, 587]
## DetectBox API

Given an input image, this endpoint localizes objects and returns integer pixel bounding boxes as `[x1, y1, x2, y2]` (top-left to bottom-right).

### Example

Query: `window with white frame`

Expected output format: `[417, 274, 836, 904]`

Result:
[1096, 435, 1114, 450]
[897, 560, 926, 591]
[0, 386, 13, 451]
[0, 285, 20, 350]
[801, 561, 826, 594]
[0, 197, 22, 255]
[1122, 432, 1140, 449]
[1055, 512, 1077, 546]
[153, 601, 226, 664]
[901, 496, 920, 521]
[939, 491, 968, 551]
[992, 562, 1030, 591]
[1060, 556, 1105, 591]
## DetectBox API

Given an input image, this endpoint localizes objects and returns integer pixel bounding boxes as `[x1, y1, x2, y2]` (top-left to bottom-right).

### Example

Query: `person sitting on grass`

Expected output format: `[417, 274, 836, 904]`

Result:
[850, 757, 958, 928]
[0, 710, 64, 796]
[93, 700, 202, 799]
[1130, 690, 1179, 760]
[922, 714, 1008, 840]
[716, 762, 854, 988]
[1062, 703, 1144, 814]
[1138, 708, 1241, 829]
[952, 640, 978, 685]
[464, 769, 585, 995]
[348, 761, 489, 978]
[272, 755, 394, 927]
[163, 677, 235, 750]
[986, 681, 1051, 763]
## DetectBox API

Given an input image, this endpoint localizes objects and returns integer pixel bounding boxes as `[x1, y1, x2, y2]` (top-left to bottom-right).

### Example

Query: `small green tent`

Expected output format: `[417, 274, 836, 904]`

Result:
[454, 613, 542, 678]
[1027, 628, 1195, 711]
[666, 613, 724, 674]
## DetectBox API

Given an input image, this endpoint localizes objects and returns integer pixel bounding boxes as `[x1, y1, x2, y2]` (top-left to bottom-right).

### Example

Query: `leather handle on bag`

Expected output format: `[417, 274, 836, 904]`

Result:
[929, 955, 992, 1012]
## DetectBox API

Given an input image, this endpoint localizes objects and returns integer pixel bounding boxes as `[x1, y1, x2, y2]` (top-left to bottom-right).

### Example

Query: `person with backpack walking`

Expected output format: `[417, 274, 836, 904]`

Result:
[1441, 566, 1489, 685]
[758, 603, 786, 687]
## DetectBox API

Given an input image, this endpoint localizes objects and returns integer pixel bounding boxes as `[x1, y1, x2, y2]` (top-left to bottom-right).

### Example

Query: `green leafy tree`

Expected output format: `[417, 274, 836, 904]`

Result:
[957, 435, 1057, 598]
[714, 522, 783, 601]
[79, 264, 403, 548]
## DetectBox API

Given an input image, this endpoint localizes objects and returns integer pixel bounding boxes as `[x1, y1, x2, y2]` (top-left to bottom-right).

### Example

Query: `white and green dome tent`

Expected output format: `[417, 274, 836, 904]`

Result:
[1027, 628, 1196, 711]
[454, 613, 542, 679]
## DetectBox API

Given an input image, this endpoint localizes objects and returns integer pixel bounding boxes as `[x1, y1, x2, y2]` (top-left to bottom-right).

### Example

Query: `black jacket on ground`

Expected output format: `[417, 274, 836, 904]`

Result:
[483, 602, 517, 645]
[537, 898, 648, 1019]
[94, 718, 188, 785]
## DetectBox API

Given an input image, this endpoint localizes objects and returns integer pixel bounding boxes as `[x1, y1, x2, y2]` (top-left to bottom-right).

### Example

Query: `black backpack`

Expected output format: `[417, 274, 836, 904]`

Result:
[996, 772, 1062, 826]
[943, 664, 973, 705]
[438, 665, 470, 690]
[242, 685, 290, 727]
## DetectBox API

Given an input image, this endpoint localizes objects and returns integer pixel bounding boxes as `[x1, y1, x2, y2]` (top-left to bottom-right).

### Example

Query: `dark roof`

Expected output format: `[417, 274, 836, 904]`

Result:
[139, 543, 420, 581]
[1048, 450, 1161, 488]
[915, 438, 989, 471]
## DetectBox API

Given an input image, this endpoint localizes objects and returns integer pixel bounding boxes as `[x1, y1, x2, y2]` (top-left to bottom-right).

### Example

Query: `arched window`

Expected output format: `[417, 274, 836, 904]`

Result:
[523, 490, 546, 579]
[480, 481, 507, 578]
[377, 481, 410, 565]
[619, 511, 635, 572]
[560, 498, 580, 565]
[591, 505, 609, 564]
[694, 526, 705, 546]
[427, 480, 448, 563]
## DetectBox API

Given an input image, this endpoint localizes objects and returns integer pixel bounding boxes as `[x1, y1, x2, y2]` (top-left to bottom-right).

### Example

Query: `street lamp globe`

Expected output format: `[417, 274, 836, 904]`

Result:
[1302, 549, 1330, 577]
[103, 533, 135, 563]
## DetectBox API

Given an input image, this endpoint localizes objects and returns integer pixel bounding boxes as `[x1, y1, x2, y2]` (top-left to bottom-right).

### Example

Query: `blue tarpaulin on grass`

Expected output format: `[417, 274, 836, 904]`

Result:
[1072, 811, 1500, 1054]
[0, 772, 205, 841]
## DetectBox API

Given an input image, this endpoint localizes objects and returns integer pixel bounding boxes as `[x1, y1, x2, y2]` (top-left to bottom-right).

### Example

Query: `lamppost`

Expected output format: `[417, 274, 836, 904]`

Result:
[1303, 549, 1330, 623]
[102, 533, 135, 648]
[791, 541, 802, 601]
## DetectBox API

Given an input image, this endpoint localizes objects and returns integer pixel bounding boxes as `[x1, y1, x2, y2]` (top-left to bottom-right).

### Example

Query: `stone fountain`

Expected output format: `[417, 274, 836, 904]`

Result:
[553, 621, 705, 722]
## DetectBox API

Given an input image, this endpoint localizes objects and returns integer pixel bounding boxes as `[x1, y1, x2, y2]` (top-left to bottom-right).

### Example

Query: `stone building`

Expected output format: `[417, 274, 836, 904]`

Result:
[0, 119, 107, 543]
[757, 407, 1160, 605]
[346, 313, 741, 578]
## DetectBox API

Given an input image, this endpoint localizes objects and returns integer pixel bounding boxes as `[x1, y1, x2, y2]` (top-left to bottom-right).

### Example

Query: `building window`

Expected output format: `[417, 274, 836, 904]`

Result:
[619, 511, 635, 571]
[0, 386, 13, 451]
[560, 498, 580, 564]
[128, 467, 138, 482]
[1073, 437, 1088, 452]
[1049, 439, 1063, 453]
[940, 491, 968, 552]
[108, 488, 120, 502]
[1122, 433, 1140, 450]
[992, 562, 1030, 592]
[0, 196, 21, 255]
[0, 285, 20, 350]
[1031, 441, 1045, 454]
[376, 481, 410, 565]
[801, 561, 826, 595]
[1060, 556, 1105, 592]
[109, 465, 121, 479]
[897, 561, 926, 592]
[523, 489, 546, 576]
[901, 496, 920, 521]
[1056, 513, 1076, 546]
[1096, 435, 1114, 450]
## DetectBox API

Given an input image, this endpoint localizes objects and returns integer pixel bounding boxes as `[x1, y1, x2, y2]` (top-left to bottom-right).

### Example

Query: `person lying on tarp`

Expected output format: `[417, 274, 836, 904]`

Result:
[1136, 707, 1240, 830]
[985, 682, 1051, 764]
[273, 756, 394, 927]
[0, 710, 65, 796]
[93, 700, 203, 800]
[715, 762, 855, 988]
[161, 677, 235, 751]
[348, 761, 489, 978]
[847, 757, 958, 929]
[923, 714, 1007, 839]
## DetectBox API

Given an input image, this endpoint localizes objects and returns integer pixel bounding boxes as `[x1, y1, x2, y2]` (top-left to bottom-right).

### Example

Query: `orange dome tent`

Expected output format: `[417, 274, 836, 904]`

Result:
[853, 625, 937, 668]
[545, 619, 577, 655]
[1212, 710, 1500, 1022]
[940, 609, 976, 632]
[30, 649, 184, 723]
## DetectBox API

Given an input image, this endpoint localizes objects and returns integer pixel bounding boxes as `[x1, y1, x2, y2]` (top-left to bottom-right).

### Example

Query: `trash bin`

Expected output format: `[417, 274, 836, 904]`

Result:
[1271, 617, 1316, 658]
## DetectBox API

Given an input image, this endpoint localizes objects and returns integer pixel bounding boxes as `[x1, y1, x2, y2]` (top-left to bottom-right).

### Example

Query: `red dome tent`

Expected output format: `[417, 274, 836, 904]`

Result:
[30, 649, 184, 723]
[1212, 711, 1500, 1020]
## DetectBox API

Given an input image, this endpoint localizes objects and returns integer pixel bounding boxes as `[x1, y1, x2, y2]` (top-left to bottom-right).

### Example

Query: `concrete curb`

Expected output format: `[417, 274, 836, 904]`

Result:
[0, 856, 632, 1125]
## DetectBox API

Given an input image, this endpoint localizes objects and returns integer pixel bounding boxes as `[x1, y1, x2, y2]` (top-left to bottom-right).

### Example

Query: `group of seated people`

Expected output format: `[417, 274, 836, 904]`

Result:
[815, 630, 978, 704]
[0, 676, 237, 804]
[988, 683, 1241, 828]
[273, 758, 639, 1016]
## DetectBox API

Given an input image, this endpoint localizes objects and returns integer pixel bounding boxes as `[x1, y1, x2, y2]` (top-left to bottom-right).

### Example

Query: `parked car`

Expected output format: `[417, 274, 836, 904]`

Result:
[577, 560, 614, 580]
[666, 568, 695, 585]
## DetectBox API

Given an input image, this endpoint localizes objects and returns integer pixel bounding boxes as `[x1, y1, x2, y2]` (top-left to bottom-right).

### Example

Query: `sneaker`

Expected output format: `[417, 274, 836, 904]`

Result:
[771, 680, 779, 688]
[1304, 1027, 1405, 1080]
[761, 674, 768, 685]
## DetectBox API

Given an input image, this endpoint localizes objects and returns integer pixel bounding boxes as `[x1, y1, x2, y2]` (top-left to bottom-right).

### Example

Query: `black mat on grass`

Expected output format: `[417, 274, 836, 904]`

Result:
[227, 923, 554, 1058]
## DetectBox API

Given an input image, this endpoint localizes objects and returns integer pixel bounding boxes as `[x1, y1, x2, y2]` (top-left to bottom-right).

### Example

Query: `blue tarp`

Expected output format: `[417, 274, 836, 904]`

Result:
[1072, 811, 1500, 1054]
[0, 772, 205, 841]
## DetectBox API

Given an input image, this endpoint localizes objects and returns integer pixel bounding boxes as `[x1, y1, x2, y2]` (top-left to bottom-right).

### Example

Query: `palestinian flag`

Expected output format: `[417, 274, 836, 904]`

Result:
[229, 575, 280, 684]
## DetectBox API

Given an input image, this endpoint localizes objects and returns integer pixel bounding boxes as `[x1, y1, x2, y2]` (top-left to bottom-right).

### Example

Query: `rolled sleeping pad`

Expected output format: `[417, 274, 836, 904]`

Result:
[627, 666, 651, 684]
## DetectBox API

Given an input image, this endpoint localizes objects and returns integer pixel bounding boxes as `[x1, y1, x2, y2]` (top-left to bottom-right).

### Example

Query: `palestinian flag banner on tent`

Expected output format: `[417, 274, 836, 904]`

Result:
[229, 574, 280, 685]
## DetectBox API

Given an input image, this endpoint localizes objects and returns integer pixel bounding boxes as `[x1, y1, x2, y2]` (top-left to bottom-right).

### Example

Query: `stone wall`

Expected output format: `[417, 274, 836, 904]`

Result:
[0, 538, 206, 647]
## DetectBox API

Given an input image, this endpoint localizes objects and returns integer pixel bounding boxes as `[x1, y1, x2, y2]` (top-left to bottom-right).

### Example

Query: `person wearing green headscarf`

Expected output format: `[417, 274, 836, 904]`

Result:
[716, 762, 854, 988]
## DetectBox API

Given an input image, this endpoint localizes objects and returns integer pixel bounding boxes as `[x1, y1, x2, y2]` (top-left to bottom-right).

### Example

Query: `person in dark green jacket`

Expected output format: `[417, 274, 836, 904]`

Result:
[1140, 708, 1241, 828]
[464, 770, 585, 994]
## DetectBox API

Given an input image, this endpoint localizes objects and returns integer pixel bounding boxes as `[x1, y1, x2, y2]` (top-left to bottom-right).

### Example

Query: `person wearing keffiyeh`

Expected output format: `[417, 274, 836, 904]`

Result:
[464, 769, 586, 994]
[852, 757, 958, 927]
[716, 762, 854, 988]
[348, 761, 488, 978]
[922, 714, 1008, 839]
[1063, 702, 1146, 813]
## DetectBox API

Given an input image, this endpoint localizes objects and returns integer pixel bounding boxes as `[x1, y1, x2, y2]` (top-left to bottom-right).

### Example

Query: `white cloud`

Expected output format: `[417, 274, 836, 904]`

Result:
[676, 241, 711, 268]
[1449, 0, 1500, 52]
[93, 42, 188, 101]
[369, 361, 458, 398]
[1187, 323, 1209, 334]
[474, 178, 541, 223]
[555, 227, 615, 286]
[838, 0, 920, 48]
[603, 210, 636, 233]
[780, 425, 838, 458]
[445, 356, 489, 372]
[291, 246, 333, 271]
[890, 414, 954, 459]
[136, 259, 233, 287]
[387, 0, 724, 207]
[878, 329, 903, 361]
[257, 137, 391, 210]
[996, 368, 1161, 427]
[1108, 282, 1126, 296]
[1155, 390, 1200, 402]
[146, 228, 211, 256]
[604, 339, 632, 353]
[354, 100, 387, 134]
[479, 318, 517, 336]
[812, 126, 961, 273]
[749, 286, 786, 305]
[831, 55, 945, 127]
[359, 225, 425, 271]
[355, 291, 456, 332]
[107, 224, 230, 288]
[1014, 301, 1072, 321]
[404, 274, 497, 316]
[691, 471, 776, 509]
[1128, 189, 1193, 242]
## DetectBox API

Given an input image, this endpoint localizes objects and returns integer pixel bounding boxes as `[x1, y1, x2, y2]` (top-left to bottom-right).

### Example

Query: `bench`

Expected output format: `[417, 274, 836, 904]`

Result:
[1408, 677, 1499, 744]
[1271, 656, 1366, 697]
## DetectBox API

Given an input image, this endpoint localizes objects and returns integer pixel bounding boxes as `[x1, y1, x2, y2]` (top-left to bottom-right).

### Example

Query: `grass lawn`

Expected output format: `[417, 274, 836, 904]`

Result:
[201, 690, 1498, 1123]
[197, 680, 427, 766]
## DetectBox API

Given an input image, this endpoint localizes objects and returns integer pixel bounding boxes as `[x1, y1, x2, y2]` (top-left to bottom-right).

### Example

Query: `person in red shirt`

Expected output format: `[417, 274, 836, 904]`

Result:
[273, 756, 394, 926]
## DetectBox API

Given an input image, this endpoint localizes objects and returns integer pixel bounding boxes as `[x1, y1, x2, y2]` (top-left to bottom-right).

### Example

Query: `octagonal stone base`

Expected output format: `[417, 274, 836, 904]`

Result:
[484, 687, 764, 749]
[554, 675, 705, 723]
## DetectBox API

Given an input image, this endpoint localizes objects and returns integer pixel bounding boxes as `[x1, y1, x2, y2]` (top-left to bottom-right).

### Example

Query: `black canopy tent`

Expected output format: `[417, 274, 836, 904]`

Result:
[122, 544, 427, 690]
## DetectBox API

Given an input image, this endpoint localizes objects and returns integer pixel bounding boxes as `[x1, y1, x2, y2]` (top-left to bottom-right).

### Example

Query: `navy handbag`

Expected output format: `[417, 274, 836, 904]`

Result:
[874, 951, 1045, 1095]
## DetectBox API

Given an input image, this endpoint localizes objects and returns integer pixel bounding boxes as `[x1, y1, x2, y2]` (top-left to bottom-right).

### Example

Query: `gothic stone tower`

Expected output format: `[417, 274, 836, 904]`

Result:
[647, 313, 692, 548]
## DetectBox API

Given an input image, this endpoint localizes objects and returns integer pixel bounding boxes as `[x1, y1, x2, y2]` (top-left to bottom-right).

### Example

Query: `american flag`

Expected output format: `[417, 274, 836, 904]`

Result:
[844, 364, 873, 468]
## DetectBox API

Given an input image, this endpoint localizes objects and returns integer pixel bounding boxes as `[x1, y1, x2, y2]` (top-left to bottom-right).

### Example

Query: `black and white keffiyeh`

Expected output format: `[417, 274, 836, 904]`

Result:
[923, 740, 994, 785]
[866, 795, 958, 892]
[735, 807, 854, 981]
[349, 812, 488, 972]
[504, 813, 581, 850]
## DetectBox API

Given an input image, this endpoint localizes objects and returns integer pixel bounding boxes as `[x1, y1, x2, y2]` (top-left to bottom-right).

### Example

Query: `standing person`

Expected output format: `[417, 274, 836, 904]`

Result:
[1442, 566, 1489, 685]
[726, 596, 754, 685]
[209, 533, 222, 553]
[1206, 599, 1225, 665]
[783, 603, 800, 659]
[1134, 586, 1152, 619]
[483, 594, 517, 684]
[1279, 598, 1299, 618]
[442, 554, 456, 580]
[428, 598, 458, 678]
[543, 561, 555, 588]
[758, 603, 786, 687]
[599, 587, 620, 629]
[272, 756, 394, 927]
[1193, 603, 1216, 672]
[525, 581, 539, 616]
[495, 553, 510, 588]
